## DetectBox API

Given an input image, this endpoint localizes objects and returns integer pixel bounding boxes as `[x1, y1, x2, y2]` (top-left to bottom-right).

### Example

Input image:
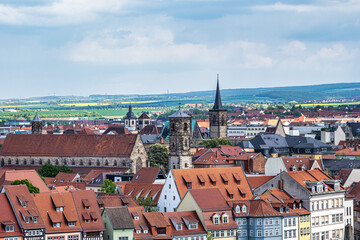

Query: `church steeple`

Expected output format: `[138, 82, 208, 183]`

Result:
[31, 113, 42, 134]
[209, 74, 227, 139]
[213, 74, 224, 110]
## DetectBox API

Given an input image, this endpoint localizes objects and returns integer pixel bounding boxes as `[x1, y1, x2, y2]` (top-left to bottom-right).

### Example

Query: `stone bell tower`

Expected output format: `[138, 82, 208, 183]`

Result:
[168, 108, 193, 170]
[31, 113, 42, 134]
[209, 75, 227, 139]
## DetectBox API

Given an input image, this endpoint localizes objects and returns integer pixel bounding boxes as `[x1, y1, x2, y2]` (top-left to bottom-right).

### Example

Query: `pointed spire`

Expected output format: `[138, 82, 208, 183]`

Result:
[32, 113, 41, 122]
[213, 74, 224, 110]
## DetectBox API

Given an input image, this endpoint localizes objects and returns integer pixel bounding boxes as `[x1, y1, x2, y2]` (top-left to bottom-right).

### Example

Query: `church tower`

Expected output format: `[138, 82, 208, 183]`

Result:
[124, 104, 137, 130]
[209, 75, 228, 139]
[168, 109, 193, 170]
[31, 113, 42, 134]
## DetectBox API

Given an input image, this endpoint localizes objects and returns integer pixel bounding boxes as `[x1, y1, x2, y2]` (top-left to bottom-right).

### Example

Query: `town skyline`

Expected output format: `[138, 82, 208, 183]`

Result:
[1, 0, 360, 98]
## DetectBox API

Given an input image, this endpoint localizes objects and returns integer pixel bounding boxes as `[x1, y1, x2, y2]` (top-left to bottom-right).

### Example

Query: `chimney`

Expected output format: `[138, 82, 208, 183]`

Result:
[279, 179, 283, 190]
[160, 137, 164, 144]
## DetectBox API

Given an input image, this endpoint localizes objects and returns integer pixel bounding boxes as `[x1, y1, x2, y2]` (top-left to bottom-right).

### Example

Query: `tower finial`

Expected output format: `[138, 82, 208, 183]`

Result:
[213, 74, 223, 110]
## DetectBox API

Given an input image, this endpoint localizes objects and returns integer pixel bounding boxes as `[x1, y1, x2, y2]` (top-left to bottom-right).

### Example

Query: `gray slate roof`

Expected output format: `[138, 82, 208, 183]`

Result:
[32, 113, 42, 122]
[106, 207, 135, 229]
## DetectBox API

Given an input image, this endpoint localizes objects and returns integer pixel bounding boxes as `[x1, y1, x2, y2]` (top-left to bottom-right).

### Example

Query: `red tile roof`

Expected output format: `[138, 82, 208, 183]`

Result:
[123, 183, 164, 204]
[70, 190, 105, 232]
[0, 170, 50, 193]
[4, 185, 46, 230]
[132, 167, 165, 184]
[172, 167, 253, 201]
[33, 192, 82, 234]
[188, 188, 230, 212]
[0, 193, 23, 237]
[162, 211, 207, 237]
[247, 176, 275, 189]
[1, 134, 137, 157]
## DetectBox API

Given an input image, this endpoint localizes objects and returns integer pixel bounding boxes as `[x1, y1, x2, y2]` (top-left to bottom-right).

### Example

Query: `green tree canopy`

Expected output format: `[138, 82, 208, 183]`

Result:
[136, 196, 159, 212]
[100, 179, 116, 193]
[37, 163, 73, 178]
[148, 144, 169, 172]
[11, 179, 40, 193]
[198, 138, 233, 148]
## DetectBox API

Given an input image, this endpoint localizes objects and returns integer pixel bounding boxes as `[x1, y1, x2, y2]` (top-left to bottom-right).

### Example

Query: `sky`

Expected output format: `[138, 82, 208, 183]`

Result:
[0, 0, 360, 98]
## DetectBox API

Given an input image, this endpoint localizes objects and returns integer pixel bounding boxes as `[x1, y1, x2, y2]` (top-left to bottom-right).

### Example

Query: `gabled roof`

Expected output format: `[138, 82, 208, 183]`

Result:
[247, 176, 275, 189]
[132, 167, 166, 184]
[123, 183, 164, 204]
[54, 172, 79, 183]
[0, 193, 22, 237]
[70, 190, 105, 232]
[1, 134, 137, 157]
[172, 167, 253, 201]
[162, 211, 207, 236]
[4, 185, 46, 230]
[104, 207, 135, 229]
[188, 188, 230, 212]
[143, 212, 170, 228]
[32, 114, 42, 122]
[138, 112, 151, 120]
[96, 194, 139, 209]
[32, 192, 82, 233]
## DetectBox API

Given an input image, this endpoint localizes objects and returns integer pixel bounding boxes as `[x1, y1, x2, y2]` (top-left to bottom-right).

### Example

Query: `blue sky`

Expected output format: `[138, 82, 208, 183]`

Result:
[0, 0, 359, 98]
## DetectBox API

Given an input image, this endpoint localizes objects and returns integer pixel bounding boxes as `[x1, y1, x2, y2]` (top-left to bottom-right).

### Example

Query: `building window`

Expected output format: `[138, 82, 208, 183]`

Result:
[5, 225, 14, 232]
[68, 222, 76, 227]
[118, 237, 129, 240]
[228, 229, 235, 236]
[257, 230, 262, 237]
[214, 217, 219, 225]
[257, 218, 262, 226]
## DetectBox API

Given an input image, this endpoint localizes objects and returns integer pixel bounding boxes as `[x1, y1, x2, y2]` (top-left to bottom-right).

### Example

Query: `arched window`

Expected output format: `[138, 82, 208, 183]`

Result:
[55, 159, 59, 165]
[97, 160, 100, 166]
[31, 159, 35, 165]
[114, 161, 117, 166]
[72, 159, 75, 165]
[80, 159, 83, 166]
[105, 160, 109, 166]
[8, 159, 11, 165]
[242, 205, 247, 213]
[184, 123, 188, 131]
[39, 159, 43, 165]
[88, 160, 92, 166]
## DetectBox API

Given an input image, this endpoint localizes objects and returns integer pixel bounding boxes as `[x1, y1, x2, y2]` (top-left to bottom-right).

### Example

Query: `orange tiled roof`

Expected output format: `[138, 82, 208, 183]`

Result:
[162, 211, 207, 237]
[247, 176, 275, 189]
[32, 192, 82, 234]
[172, 167, 253, 201]
[4, 185, 46, 230]
[123, 183, 164, 204]
[188, 188, 231, 212]
[0, 170, 50, 193]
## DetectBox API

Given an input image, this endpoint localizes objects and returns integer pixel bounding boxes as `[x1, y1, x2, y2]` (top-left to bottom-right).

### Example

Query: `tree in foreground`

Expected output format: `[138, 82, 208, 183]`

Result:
[148, 144, 169, 172]
[136, 196, 159, 212]
[198, 138, 233, 148]
[37, 163, 73, 178]
[11, 179, 40, 193]
[100, 179, 116, 193]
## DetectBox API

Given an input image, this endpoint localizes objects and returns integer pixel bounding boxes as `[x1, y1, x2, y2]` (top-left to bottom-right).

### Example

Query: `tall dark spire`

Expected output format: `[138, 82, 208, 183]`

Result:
[212, 74, 224, 110]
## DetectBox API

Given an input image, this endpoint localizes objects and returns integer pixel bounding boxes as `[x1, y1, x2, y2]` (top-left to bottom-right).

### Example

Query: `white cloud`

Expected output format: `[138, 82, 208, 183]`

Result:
[280, 40, 307, 56]
[67, 27, 274, 68]
[0, 0, 132, 25]
[251, 1, 360, 13]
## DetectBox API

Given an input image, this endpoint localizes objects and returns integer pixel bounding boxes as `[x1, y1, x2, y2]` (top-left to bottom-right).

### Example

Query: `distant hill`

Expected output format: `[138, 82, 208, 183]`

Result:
[90, 82, 360, 102]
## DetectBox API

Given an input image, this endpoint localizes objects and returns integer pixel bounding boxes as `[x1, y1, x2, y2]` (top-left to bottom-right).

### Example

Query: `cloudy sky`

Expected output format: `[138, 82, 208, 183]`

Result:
[0, 0, 359, 98]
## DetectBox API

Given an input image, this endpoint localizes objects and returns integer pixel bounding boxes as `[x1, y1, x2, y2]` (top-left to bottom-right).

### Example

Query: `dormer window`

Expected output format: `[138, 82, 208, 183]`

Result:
[56, 207, 64, 212]
[143, 230, 148, 234]
[188, 222, 198, 230]
[53, 223, 60, 228]
[25, 217, 30, 223]
[312, 187, 315, 193]
[5, 225, 15, 232]
[324, 186, 328, 192]
[317, 185, 323, 192]
[235, 205, 240, 214]
[176, 223, 182, 231]
[136, 230, 141, 234]
[292, 166, 297, 171]
[213, 216, 219, 225]
[299, 202, 302, 209]
[222, 214, 229, 224]
[242, 205, 247, 213]
[293, 203, 296, 210]
[301, 165, 306, 171]
[68, 222, 76, 227]
[134, 216, 139, 221]
[280, 206, 284, 213]
[285, 206, 289, 213]
[33, 217, 38, 223]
